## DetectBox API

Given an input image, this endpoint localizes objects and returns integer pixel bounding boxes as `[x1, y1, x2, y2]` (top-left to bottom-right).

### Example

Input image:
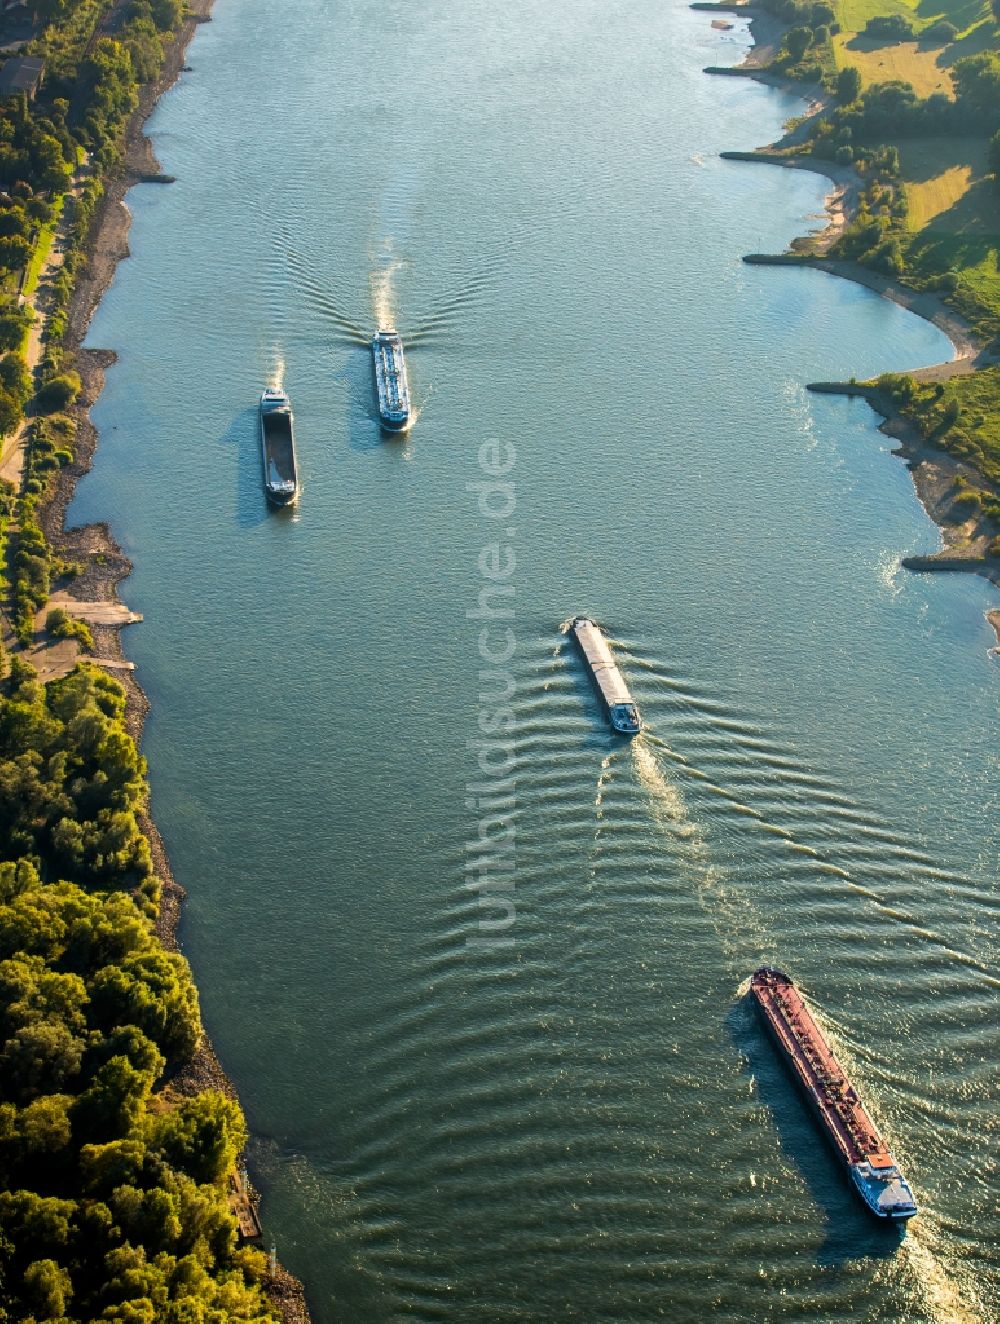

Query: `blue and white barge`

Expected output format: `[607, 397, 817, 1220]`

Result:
[372, 328, 411, 432]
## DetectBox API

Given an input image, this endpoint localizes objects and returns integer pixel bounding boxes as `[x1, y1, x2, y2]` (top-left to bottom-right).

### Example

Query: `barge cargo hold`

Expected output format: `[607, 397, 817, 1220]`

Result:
[259, 388, 298, 506]
[372, 328, 411, 432]
[750, 966, 918, 1221]
[570, 617, 641, 735]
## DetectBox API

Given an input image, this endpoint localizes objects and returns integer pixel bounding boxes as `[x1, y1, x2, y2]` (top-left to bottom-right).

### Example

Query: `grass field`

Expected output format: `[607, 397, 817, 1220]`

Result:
[834, 0, 989, 36]
[824, 0, 1000, 497]
[896, 138, 1000, 332]
[907, 161, 976, 224]
[898, 138, 990, 229]
[835, 0, 914, 34]
[832, 33, 955, 94]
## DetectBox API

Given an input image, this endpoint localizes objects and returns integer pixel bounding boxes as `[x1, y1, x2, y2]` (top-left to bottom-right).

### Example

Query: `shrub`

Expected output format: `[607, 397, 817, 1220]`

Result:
[796, 61, 825, 82]
[785, 25, 814, 60]
[864, 13, 914, 40]
[941, 398, 962, 429]
[0, 302, 32, 353]
[45, 607, 94, 651]
[877, 372, 917, 405]
[148, 0, 185, 28]
[922, 20, 957, 43]
[0, 387, 22, 436]
[0, 351, 31, 405]
[951, 477, 980, 515]
[36, 370, 81, 411]
[871, 237, 904, 274]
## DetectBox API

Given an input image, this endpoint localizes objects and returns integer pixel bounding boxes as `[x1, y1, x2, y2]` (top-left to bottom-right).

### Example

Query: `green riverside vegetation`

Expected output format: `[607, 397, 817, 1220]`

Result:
[0, 0, 185, 667]
[0, 661, 281, 1322]
[750, 0, 1000, 524]
[0, 2, 287, 1321]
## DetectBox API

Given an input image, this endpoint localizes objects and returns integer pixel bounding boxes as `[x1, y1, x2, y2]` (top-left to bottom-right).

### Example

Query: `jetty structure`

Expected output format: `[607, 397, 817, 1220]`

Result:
[750, 967, 918, 1221]
[259, 388, 298, 506]
[372, 327, 411, 432]
[571, 617, 642, 735]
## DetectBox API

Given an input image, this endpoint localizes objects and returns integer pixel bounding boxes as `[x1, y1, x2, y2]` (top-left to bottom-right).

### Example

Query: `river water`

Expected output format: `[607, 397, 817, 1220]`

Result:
[69, 0, 999, 1319]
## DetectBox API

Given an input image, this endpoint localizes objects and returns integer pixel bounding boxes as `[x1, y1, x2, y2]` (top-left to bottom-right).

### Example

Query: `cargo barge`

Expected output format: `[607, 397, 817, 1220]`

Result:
[372, 328, 411, 432]
[750, 966, 918, 1221]
[259, 388, 298, 506]
[570, 617, 641, 735]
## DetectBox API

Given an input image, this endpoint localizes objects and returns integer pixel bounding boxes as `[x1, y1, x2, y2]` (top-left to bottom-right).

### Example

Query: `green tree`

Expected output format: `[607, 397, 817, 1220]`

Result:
[0, 388, 22, 436]
[148, 0, 184, 28]
[0, 301, 32, 352]
[0, 234, 30, 272]
[150, 1092, 248, 1186]
[0, 208, 28, 240]
[23, 1256, 72, 1319]
[17, 1093, 73, 1158]
[941, 398, 962, 428]
[32, 0, 70, 22]
[72, 1055, 149, 1141]
[785, 25, 813, 60]
[0, 352, 31, 406]
[837, 66, 862, 103]
[36, 371, 80, 411]
[953, 52, 1000, 119]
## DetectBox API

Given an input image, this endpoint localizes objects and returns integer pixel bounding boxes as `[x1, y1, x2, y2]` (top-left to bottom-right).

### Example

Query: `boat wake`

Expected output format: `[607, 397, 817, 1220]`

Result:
[403, 258, 505, 345]
[900, 1223, 984, 1324]
[613, 645, 1000, 987]
[265, 348, 285, 392]
[370, 246, 404, 332]
[276, 225, 369, 343]
[631, 738, 772, 962]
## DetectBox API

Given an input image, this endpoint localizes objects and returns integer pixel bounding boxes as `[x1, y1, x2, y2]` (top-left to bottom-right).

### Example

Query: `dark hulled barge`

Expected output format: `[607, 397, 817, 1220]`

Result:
[259, 388, 298, 506]
[750, 966, 918, 1221]
[372, 328, 411, 432]
[571, 617, 641, 735]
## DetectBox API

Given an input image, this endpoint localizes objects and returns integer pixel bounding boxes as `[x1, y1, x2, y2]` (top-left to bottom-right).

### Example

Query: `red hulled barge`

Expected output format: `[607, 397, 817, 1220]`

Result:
[750, 966, 918, 1221]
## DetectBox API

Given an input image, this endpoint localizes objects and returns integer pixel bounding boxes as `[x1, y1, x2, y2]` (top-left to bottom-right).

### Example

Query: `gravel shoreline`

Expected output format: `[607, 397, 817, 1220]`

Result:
[39, 4, 312, 1319]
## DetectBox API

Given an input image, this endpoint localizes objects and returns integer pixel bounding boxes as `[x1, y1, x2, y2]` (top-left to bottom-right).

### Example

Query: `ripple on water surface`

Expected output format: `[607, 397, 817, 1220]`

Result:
[70, 0, 1000, 1318]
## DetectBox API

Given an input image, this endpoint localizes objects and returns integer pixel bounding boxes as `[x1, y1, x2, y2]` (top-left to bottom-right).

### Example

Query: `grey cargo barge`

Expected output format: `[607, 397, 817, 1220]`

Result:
[571, 617, 641, 735]
[259, 388, 298, 506]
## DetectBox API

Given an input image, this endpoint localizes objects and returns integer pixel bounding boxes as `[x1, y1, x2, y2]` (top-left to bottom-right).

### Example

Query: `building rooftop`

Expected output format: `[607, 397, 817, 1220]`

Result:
[0, 55, 44, 99]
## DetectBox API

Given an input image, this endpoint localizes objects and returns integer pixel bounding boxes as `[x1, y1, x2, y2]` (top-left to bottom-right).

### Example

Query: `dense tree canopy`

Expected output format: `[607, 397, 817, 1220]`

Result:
[0, 668, 280, 1322]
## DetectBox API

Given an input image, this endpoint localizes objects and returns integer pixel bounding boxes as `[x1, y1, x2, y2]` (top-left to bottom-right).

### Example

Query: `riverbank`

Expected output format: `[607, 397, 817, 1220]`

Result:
[35, 3, 312, 1319]
[700, 0, 1000, 646]
[809, 380, 1000, 642]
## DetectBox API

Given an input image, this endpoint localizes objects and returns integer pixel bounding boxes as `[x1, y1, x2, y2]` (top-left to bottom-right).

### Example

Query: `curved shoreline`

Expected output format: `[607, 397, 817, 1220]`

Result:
[700, 1, 1000, 645]
[39, 4, 312, 1320]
